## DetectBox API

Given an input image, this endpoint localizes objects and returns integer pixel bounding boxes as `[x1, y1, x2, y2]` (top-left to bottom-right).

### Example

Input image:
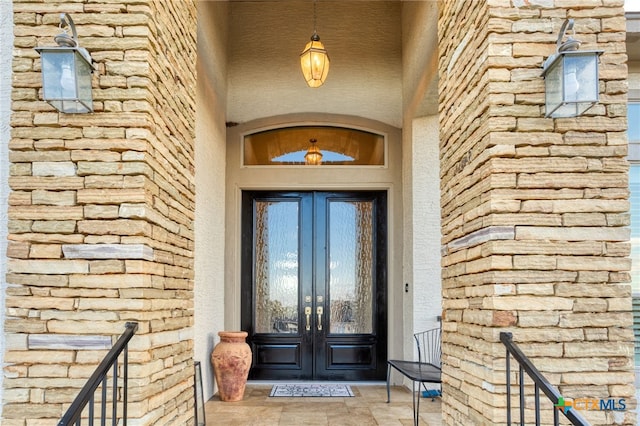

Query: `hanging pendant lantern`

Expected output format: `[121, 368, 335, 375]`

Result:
[305, 138, 323, 165]
[300, 0, 329, 88]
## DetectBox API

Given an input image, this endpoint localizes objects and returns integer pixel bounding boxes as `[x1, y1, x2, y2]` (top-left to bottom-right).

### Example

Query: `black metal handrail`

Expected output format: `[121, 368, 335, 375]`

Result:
[59, 322, 139, 426]
[500, 332, 589, 426]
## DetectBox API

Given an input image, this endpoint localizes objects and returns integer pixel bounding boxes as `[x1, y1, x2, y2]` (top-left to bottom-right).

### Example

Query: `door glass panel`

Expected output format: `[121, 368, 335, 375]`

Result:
[254, 201, 299, 334]
[328, 200, 373, 334]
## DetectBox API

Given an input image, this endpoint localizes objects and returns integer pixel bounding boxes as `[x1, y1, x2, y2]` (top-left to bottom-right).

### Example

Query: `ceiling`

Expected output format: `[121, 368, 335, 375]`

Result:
[224, 1, 438, 128]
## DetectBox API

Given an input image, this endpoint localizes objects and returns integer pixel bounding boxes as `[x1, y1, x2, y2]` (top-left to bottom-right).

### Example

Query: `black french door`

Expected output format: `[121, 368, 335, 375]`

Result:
[241, 191, 387, 380]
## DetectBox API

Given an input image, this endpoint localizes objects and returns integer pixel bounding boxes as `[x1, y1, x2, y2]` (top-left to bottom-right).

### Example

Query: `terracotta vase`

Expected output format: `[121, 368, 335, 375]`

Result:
[211, 331, 252, 402]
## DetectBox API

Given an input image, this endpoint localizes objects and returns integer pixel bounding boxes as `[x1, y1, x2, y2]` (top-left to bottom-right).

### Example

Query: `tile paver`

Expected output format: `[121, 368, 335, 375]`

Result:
[204, 384, 442, 425]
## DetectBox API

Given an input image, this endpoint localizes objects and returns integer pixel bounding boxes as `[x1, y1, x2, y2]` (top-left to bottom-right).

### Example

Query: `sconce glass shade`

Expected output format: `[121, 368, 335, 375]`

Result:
[542, 50, 602, 118]
[36, 47, 93, 113]
[300, 34, 330, 88]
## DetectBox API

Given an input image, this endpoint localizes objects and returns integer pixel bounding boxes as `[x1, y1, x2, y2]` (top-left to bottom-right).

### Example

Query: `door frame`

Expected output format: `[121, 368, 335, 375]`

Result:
[224, 114, 404, 369]
[240, 190, 388, 380]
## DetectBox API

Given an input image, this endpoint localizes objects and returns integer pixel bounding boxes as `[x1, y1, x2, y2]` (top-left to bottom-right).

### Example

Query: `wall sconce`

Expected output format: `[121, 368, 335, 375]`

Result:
[542, 19, 602, 118]
[305, 139, 323, 165]
[300, 0, 330, 88]
[35, 13, 94, 113]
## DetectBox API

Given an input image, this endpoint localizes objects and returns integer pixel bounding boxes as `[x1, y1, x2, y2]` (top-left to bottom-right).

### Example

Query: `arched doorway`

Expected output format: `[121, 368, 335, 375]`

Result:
[224, 115, 404, 381]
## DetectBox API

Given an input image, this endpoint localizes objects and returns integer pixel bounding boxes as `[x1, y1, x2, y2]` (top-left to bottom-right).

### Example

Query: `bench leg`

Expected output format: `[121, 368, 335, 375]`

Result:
[412, 380, 418, 426]
[416, 381, 421, 426]
[386, 363, 392, 403]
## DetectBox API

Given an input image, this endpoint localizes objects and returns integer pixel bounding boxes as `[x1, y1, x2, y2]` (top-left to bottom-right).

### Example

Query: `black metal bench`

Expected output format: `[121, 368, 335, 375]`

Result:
[386, 328, 442, 426]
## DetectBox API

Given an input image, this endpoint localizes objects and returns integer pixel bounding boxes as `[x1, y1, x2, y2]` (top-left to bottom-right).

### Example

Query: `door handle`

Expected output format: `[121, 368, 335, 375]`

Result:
[305, 307, 311, 331]
[316, 306, 323, 331]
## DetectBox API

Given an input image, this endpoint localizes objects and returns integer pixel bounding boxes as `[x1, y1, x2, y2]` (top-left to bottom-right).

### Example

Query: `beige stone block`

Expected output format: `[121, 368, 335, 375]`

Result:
[573, 298, 608, 313]
[8, 219, 32, 233]
[6, 273, 68, 287]
[6, 295, 74, 311]
[29, 244, 62, 259]
[485, 213, 562, 227]
[4, 350, 74, 364]
[485, 296, 573, 311]
[28, 365, 68, 378]
[516, 226, 629, 242]
[556, 256, 631, 272]
[608, 297, 632, 312]
[70, 150, 121, 162]
[58, 112, 150, 128]
[518, 173, 628, 190]
[556, 282, 629, 298]
[84, 204, 119, 219]
[9, 176, 84, 190]
[31, 161, 76, 176]
[5, 333, 28, 350]
[46, 320, 132, 335]
[69, 274, 152, 289]
[3, 388, 30, 403]
[77, 188, 151, 205]
[605, 242, 630, 257]
[518, 312, 559, 327]
[65, 138, 147, 152]
[606, 213, 630, 227]
[84, 235, 121, 244]
[513, 255, 556, 270]
[32, 113, 58, 126]
[34, 139, 66, 150]
[31, 190, 76, 206]
[7, 241, 30, 258]
[12, 126, 83, 140]
[516, 283, 554, 295]
[10, 163, 32, 176]
[562, 213, 606, 226]
[9, 206, 83, 221]
[566, 341, 632, 359]
[77, 297, 151, 310]
[84, 175, 125, 189]
[77, 219, 152, 236]
[560, 312, 631, 328]
[3, 403, 62, 419]
[89, 260, 125, 274]
[555, 117, 626, 133]
[39, 309, 119, 321]
[9, 191, 31, 206]
[8, 259, 88, 274]
[31, 221, 77, 234]
[562, 372, 632, 386]
[124, 260, 164, 275]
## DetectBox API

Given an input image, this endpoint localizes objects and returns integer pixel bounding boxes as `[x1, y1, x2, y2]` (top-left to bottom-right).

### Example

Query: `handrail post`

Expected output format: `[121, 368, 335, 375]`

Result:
[500, 332, 590, 426]
[59, 322, 138, 426]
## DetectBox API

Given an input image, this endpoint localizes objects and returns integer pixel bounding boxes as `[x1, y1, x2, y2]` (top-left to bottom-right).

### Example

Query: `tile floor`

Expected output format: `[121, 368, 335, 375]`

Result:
[204, 384, 442, 425]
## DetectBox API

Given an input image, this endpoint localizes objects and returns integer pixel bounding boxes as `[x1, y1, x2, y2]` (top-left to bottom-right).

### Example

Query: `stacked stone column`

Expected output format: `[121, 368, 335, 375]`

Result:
[5, 1, 196, 424]
[439, 1, 634, 424]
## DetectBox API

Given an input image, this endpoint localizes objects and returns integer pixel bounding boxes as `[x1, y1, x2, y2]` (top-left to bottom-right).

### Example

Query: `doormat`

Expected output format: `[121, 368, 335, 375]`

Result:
[269, 384, 354, 397]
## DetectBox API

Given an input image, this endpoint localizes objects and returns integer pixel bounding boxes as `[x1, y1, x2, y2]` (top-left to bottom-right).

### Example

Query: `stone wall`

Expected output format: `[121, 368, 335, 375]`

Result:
[5, 1, 197, 424]
[0, 0, 15, 415]
[438, 1, 634, 425]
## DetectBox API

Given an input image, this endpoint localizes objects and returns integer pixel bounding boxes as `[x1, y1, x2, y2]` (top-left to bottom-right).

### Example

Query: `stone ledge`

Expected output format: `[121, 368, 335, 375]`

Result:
[443, 226, 515, 253]
[28, 334, 112, 350]
[62, 244, 154, 260]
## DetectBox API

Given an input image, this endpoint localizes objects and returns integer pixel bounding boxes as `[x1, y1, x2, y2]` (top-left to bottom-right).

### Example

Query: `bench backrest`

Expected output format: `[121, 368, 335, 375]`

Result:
[414, 328, 441, 367]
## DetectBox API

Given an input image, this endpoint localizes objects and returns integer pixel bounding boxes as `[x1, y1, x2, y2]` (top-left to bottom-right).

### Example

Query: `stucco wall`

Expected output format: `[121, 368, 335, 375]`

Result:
[195, 0, 228, 401]
[411, 115, 441, 335]
[0, 0, 14, 416]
